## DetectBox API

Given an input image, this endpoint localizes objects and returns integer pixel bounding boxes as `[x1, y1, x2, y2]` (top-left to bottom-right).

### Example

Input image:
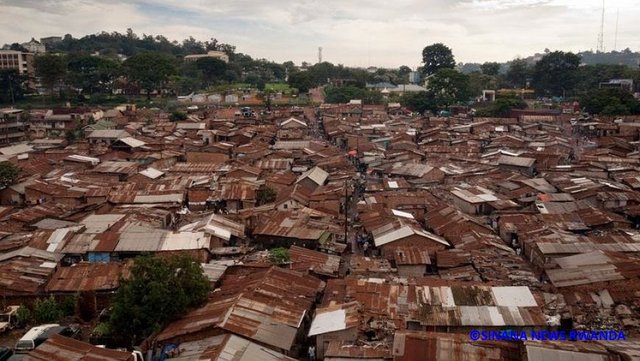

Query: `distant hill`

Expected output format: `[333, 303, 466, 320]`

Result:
[460, 49, 640, 74]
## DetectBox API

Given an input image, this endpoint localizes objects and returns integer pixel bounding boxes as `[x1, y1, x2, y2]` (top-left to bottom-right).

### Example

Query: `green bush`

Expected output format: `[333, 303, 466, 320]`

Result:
[268, 247, 290, 264]
[60, 295, 78, 317]
[33, 296, 63, 324]
[169, 111, 187, 122]
[16, 305, 32, 326]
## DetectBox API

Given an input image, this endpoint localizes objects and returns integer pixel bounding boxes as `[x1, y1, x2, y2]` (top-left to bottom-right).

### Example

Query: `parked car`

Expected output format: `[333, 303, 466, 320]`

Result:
[0, 306, 19, 333]
[14, 324, 61, 354]
[13, 324, 80, 354]
[0, 346, 13, 361]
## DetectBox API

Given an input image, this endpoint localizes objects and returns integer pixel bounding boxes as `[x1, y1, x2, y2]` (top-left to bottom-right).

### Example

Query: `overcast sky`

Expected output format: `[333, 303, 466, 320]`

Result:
[1, 0, 638, 68]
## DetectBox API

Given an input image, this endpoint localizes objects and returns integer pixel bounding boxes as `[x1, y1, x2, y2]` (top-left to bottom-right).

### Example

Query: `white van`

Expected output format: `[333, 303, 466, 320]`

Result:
[14, 324, 60, 354]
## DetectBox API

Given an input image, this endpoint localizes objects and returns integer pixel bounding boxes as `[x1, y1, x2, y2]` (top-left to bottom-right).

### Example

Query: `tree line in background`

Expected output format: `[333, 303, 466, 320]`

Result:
[2, 29, 640, 115]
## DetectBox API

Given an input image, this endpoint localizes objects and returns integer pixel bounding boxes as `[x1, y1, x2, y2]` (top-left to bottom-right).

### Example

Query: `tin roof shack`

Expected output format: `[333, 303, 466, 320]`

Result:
[288, 245, 341, 278]
[22, 334, 135, 361]
[450, 186, 502, 215]
[308, 302, 360, 361]
[154, 267, 325, 357]
[179, 214, 246, 248]
[392, 247, 433, 278]
[373, 224, 449, 260]
[87, 129, 130, 145]
[523, 342, 616, 361]
[393, 331, 520, 361]
[0, 247, 62, 298]
[162, 333, 296, 361]
[296, 166, 329, 191]
[91, 161, 139, 181]
[323, 341, 391, 361]
[24, 181, 86, 207]
[544, 250, 640, 288]
[497, 155, 537, 177]
[324, 278, 546, 338]
[253, 211, 333, 249]
[45, 262, 129, 293]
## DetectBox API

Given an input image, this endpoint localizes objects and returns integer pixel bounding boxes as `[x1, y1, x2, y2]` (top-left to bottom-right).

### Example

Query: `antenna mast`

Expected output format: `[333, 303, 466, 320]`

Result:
[614, 8, 619, 51]
[597, 0, 605, 52]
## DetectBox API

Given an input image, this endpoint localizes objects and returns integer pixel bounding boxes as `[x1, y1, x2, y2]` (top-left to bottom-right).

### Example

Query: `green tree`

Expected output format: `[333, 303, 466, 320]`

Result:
[468, 72, 498, 97]
[109, 255, 210, 344]
[169, 111, 188, 122]
[288, 71, 314, 93]
[324, 86, 366, 104]
[33, 296, 63, 324]
[401, 91, 437, 114]
[268, 247, 290, 264]
[531, 51, 581, 96]
[580, 88, 640, 115]
[35, 54, 68, 97]
[196, 57, 227, 88]
[421, 43, 456, 76]
[506, 58, 531, 88]
[0, 162, 19, 189]
[66, 55, 120, 95]
[123, 52, 176, 99]
[16, 305, 32, 327]
[480, 62, 501, 76]
[426, 69, 470, 108]
[257, 186, 277, 205]
[475, 94, 528, 117]
[0, 69, 28, 104]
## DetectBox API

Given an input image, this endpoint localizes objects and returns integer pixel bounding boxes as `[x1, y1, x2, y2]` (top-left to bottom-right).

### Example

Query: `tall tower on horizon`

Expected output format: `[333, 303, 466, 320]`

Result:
[318, 47, 323, 64]
[597, 0, 606, 52]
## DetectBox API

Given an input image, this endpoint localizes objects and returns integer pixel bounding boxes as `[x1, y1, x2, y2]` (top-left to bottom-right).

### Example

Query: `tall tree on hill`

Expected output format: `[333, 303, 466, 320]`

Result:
[480, 62, 501, 76]
[426, 68, 470, 108]
[532, 51, 581, 97]
[35, 54, 68, 98]
[506, 58, 531, 88]
[0, 69, 28, 104]
[66, 55, 121, 95]
[195, 57, 227, 88]
[123, 52, 176, 99]
[421, 43, 456, 77]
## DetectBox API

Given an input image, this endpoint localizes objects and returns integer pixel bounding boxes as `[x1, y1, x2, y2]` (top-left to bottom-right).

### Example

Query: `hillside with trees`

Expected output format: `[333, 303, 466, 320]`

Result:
[2, 30, 640, 115]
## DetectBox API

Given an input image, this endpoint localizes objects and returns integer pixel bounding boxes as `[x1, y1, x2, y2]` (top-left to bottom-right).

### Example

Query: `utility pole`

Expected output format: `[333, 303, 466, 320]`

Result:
[344, 179, 348, 246]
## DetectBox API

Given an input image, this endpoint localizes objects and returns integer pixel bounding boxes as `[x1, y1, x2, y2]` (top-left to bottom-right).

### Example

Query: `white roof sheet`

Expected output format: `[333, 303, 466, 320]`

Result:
[81, 214, 125, 234]
[0, 143, 33, 155]
[119, 137, 146, 148]
[308, 309, 347, 336]
[161, 232, 209, 251]
[392, 209, 414, 219]
[139, 167, 164, 179]
[491, 286, 538, 307]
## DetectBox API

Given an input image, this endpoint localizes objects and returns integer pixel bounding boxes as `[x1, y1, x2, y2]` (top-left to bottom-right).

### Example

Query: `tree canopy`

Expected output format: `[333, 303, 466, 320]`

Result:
[0, 69, 28, 104]
[421, 43, 456, 76]
[426, 68, 470, 108]
[123, 52, 177, 99]
[531, 51, 581, 96]
[109, 255, 210, 344]
[480, 62, 501, 76]
[580, 88, 640, 116]
[35, 54, 67, 95]
[0, 162, 19, 189]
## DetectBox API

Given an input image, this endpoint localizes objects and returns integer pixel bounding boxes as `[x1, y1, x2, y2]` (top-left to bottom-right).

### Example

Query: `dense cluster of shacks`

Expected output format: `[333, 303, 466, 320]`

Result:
[2, 103, 640, 360]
